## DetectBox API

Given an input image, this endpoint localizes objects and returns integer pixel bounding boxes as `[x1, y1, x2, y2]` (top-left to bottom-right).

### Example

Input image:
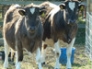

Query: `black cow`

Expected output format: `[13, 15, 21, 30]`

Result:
[42, 0, 85, 69]
[3, 4, 45, 69]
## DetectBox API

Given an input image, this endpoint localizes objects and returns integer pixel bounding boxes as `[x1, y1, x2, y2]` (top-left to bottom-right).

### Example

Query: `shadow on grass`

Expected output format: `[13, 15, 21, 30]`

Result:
[43, 64, 54, 69]
[73, 63, 81, 67]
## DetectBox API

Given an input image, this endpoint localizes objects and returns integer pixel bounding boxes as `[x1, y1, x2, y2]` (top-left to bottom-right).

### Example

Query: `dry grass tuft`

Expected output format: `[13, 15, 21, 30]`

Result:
[0, 45, 92, 69]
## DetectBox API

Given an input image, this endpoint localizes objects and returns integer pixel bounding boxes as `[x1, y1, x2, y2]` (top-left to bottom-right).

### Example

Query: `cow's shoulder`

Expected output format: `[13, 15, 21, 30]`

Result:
[49, 6, 64, 22]
[49, 6, 60, 16]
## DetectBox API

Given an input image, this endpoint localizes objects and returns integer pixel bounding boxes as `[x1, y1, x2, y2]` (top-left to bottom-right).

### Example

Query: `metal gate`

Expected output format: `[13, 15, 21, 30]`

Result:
[85, 12, 92, 61]
[85, 0, 92, 61]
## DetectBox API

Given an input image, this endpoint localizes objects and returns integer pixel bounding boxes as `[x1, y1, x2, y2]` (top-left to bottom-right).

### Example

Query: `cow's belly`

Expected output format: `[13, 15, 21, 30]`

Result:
[43, 38, 54, 46]
[43, 38, 69, 47]
[58, 39, 69, 47]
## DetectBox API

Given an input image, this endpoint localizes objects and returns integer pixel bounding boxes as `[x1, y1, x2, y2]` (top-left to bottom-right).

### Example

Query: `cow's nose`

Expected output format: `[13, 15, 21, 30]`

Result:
[30, 27, 35, 30]
[29, 27, 35, 33]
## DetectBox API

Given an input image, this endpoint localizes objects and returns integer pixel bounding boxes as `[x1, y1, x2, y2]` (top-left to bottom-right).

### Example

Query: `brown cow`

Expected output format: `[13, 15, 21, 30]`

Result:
[3, 3, 45, 69]
[42, 0, 85, 69]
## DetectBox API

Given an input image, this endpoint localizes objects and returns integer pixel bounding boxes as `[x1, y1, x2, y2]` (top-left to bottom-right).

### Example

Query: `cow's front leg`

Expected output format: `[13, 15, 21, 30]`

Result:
[15, 41, 23, 69]
[41, 42, 47, 65]
[3, 39, 10, 68]
[36, 48, 43, 69]
[54, 41, 61, 69]
[66, 38, 75, 69]
[16, 49, 23, 69]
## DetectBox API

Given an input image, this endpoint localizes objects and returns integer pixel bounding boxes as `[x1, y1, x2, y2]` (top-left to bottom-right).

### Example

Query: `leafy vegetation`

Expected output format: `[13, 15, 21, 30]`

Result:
[75, 28, 85, 45]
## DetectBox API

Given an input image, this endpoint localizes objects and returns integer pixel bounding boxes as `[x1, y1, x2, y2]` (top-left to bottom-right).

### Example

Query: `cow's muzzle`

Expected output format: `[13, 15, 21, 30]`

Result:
[68, 19, 76, 24]
[28, 27, 35, 34]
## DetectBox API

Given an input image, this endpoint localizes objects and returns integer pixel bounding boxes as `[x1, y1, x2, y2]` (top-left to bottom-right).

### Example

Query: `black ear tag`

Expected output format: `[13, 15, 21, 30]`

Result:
[41, 12, 45, 17]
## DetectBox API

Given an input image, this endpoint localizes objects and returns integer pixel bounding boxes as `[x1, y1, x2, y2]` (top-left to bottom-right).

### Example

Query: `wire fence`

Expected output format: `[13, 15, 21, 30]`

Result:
[0, 0, 65, 1]
[85, 12, 92, 61]
[0, 0, 64, 1]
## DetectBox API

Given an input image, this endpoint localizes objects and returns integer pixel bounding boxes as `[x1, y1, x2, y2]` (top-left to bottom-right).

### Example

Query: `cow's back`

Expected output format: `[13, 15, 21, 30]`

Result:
[3, 4, 21, 50]
[3, 4, 21, 25]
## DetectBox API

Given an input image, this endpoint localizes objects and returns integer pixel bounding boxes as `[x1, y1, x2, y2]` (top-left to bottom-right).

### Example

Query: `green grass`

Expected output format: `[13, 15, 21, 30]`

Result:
[75, 28, 85, 45]
[78, 16, 86, 24]
[0, 45, 92, 69]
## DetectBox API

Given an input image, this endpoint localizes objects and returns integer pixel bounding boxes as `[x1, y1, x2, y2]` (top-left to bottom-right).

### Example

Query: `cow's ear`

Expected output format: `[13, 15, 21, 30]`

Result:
[39, 6, 46, 17]
[39, 10, 46, 17]
[79, 5, 85, 11]
[18, 9, 25, 16]
[59, 4, 65, 10]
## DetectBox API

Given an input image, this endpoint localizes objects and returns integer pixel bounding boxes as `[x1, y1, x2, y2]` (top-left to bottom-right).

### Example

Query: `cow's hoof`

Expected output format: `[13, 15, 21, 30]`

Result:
[3, 63, 9, 69]
[54, 68, 60, 69]
[9, 61, 15, 65]
[3, 67, 9, 69]
[41, 62, 46, 66]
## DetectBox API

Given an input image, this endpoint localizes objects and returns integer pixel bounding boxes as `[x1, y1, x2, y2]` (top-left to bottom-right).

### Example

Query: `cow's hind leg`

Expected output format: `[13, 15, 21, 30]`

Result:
[54, 41, 61, 69]
[66, 38, 75, 69]
[3, 38, 10, 68]
[36, 48, 43, 69]
[15, 41, 23, 69]
[9, 49, 15, 65]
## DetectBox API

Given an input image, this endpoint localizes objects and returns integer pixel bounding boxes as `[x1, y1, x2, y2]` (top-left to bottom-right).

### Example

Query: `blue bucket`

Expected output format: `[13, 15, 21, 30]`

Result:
[59, 47, 76, 65]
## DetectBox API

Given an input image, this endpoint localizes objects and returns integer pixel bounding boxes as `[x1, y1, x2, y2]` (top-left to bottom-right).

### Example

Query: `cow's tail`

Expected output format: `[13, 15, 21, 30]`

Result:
[3, 4, 21, 25]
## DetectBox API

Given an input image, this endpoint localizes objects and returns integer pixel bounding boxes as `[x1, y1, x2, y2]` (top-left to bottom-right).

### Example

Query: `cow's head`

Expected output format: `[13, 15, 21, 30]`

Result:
[18, 4, 46, 37]
[59, 0, 85, 25]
